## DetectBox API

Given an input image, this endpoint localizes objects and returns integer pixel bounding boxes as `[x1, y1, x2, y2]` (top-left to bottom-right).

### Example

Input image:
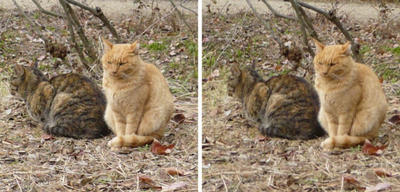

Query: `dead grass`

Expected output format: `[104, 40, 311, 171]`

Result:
[0, 4, 197, 191]
[202, 6, 400, 192]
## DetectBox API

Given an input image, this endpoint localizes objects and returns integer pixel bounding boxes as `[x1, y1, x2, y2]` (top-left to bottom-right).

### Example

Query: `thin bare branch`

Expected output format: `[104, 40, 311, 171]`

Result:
[296, 4, 319, 40]
[245, 0, 282, 48]
[60, 0, 97, 61]
[295, 0, 361, 61]
[289, 0, 314, 57]
[31, 0, 63, 18]
[64, 0, 121, 42]
[260, 0, 296, 20]
[179, 2, 197, 15]
[12, 0, 45, 39]
[168, 0, 195, 36]
[58, 0, 90, 71]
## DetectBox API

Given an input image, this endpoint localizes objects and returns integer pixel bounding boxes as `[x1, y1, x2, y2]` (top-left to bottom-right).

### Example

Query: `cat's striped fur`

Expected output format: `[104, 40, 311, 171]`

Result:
[228, 65, 325, 140]
[9, 64, 110, 139]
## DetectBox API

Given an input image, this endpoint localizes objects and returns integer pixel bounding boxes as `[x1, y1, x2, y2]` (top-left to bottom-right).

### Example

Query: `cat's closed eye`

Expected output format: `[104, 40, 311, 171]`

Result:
[330, 63, 336, 66]
[119, 62, 127, 66]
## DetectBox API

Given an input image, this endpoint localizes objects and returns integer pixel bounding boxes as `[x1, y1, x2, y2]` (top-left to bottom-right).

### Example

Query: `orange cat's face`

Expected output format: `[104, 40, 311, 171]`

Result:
[101, 39, 140, 79]
[313, 40, 353, 79]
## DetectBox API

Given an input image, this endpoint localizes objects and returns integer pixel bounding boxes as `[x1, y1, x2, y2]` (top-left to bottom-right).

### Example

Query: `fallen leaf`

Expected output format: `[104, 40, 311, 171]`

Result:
[388, 114, 400, 125]
[165, 167, 185, 176]
[365, 182, 391, 192]
[151, 140, 175, 155]
[374, 168, 392, 177]
[162, 181, 187, 192]
[256, 135, 269, 142]
[139, 175, 162, 190]
[362, 139, 387, 156]
[343, 174, 359, 185]
[41, 134, 55, 141]
[172, 114, 185, 124]
[37, 55, 47, 61]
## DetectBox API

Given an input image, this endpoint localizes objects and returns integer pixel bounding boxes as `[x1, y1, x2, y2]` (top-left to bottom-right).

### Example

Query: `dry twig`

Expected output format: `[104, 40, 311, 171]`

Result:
[245, 0, 283, 49]
[168, 0, 195, 36]
[295, 0, 361, 61]
[31, 0, 63, 18]
[65, 0, 121, 42]
[260, 0, 296, 20]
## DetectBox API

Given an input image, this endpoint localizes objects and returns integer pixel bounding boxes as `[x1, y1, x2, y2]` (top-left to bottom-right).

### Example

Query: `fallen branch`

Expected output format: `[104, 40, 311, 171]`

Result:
[245, 0, 283, 48]
[65, 0, 121, 43]
[260, 0, 296, 20]
[31, 0, 63, 18]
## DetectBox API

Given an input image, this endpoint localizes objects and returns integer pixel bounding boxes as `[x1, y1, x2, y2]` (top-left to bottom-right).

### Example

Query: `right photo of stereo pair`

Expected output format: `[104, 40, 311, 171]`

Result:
[202, 0, 399, 191]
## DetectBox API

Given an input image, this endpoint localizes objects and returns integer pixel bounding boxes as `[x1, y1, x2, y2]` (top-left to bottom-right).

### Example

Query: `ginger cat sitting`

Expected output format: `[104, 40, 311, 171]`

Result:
[313, 40, 388, 150]
[101, 38, 174, 149]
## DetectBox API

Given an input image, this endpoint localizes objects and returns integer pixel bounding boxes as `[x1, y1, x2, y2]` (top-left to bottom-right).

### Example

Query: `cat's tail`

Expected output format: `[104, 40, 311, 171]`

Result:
[118, 134, 155, 147]
[331, 135, 367, 148]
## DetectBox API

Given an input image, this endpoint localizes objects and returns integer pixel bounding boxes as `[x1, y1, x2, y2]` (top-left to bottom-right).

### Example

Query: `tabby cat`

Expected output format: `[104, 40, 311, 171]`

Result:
[313, 40, 388, 150]
[101, 38, 174, 149]
[227, 64, 325, 140]
[9, 64, 110, 138]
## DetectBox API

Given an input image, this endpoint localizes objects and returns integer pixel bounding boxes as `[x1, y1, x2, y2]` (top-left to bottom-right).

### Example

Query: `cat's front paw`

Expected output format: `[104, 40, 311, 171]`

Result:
[108, 136, 123, 149]
[321, 137, 335, 150]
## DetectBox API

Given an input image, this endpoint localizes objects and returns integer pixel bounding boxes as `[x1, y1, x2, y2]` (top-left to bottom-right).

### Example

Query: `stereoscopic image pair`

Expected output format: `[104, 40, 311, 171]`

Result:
[0, 0, 399, 191]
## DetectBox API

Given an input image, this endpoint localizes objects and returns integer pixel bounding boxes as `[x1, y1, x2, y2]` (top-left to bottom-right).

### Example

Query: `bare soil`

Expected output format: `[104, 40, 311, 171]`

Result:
[0, 1, 198, 191]
[202, 1, 400, 191]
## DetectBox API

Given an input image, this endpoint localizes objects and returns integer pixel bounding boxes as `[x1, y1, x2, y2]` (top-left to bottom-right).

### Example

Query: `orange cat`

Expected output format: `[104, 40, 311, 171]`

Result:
[101, 38, 174, 149]
[313, 40, 388, 150]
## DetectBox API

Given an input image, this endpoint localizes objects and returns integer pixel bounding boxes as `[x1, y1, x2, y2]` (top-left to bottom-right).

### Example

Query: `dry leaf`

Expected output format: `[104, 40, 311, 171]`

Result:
[165, 167, 185, 176]
[374, 168, 392, 177]
[139, 175, 162, 190]
[151, 140, 175, 155]
[388, 114, 400, 125]
[343, 174, 359, 185]
[162, 181, 187, 192]
[365, 182, 391, 192]
[362, 140, 387, 156]
[41, 134, 54, 141]
[256, 135, 269, 142]
[172, 114, 185, 124]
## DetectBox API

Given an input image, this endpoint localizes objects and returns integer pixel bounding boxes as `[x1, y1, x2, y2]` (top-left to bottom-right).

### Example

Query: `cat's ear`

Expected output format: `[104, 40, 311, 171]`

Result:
[312, 38, 325, 53]
[129, 41, 139, 55]
[231, 64, 241, 76]
[14, 64, 25, 76]
[102, 37, 113, 53]
[342, 41, 352, 56]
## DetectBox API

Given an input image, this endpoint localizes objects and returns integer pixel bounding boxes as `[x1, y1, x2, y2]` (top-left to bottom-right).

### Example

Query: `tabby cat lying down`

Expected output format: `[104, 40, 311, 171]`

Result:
[227, 65, 325, 140]
[9, 64, 110, 139]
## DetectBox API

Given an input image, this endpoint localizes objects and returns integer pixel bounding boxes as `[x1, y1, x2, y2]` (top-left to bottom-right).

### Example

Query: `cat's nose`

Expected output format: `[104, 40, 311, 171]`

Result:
[323, 72, 328, 75]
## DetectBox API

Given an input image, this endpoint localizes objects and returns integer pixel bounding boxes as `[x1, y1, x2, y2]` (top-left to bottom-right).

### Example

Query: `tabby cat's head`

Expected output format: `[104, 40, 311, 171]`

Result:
[227, 65, 262, 98]
[9, 64, 47, 98]
[101, 38, 141, 79]
[313, 40, 354, 80]
[227, 64, 242, 97]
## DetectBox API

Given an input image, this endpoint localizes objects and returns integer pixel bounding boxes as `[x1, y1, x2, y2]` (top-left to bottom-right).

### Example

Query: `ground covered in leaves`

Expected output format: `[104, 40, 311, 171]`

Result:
[202, 2, 400, 191]
[0, 2, 197, 191]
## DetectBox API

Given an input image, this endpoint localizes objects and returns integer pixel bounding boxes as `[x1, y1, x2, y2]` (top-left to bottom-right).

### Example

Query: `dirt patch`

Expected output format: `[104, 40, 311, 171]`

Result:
[0, 3, 197, 191]
[202, 3, 400, 191]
